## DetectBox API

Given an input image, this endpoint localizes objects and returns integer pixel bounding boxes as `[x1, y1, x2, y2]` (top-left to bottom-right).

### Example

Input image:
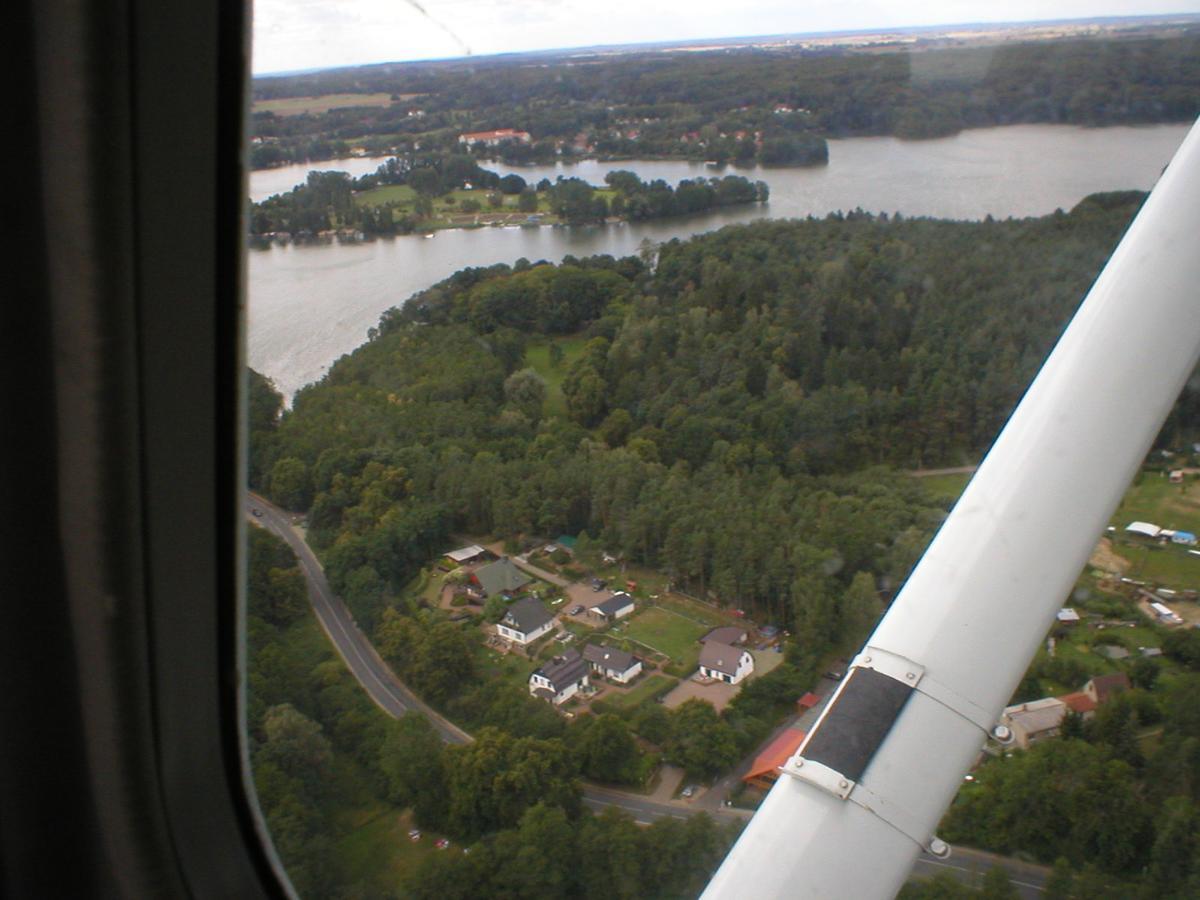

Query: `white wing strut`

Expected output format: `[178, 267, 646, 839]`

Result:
[703, 117, 1200, 900]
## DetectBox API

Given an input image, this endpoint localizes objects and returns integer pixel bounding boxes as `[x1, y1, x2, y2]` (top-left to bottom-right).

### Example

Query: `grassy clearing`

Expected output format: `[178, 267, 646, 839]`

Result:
[1111, 473, 1200, 535]
[253, 93, 400, 116]
[619, 607, 708, 668]
[524, 336, 588, 417]
[918, 471, 973, 503]
[1113, 541, 1200, 588]
[653, 594, 729, 628]
[333, 806, 441, 892]
[601, 674, 677, 711]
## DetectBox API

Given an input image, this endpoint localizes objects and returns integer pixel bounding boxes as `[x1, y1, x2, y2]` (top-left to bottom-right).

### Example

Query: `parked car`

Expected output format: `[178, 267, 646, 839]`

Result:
[408, 830, 421, 842]
[435, 838, 451, 850]
[591, 579, 606, 591]
[568, 605, 585, 615]
[681, 785, 696, 798]
[823, 670, 844, 681]
[251, 508, 262, 517]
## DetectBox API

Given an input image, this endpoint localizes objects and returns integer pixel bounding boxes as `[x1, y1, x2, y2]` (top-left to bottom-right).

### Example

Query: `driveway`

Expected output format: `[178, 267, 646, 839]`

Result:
[564, 583, 616, 618]
[661, 676, 738, 713]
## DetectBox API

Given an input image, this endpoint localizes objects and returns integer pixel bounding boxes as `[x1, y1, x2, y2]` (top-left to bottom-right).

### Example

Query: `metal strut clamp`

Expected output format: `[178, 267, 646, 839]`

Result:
[853, 647, 1012, 744]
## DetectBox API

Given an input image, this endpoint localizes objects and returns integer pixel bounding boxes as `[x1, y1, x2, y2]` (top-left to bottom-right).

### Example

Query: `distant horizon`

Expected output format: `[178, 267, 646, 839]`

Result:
[251, 2, 1200, 77]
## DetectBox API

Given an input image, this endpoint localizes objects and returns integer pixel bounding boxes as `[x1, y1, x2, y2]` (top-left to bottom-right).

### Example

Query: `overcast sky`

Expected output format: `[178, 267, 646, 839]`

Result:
[252, 1, 1200, 75]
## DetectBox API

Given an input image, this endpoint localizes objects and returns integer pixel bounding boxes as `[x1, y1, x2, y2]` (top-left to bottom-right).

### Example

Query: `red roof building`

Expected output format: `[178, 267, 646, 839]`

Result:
[742, 727, 807, 790]
[1058, 691, 1097, 717]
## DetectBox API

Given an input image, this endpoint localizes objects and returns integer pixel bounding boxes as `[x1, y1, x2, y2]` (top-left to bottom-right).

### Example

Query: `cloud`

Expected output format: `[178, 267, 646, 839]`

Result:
[252, 0, 1200, 74]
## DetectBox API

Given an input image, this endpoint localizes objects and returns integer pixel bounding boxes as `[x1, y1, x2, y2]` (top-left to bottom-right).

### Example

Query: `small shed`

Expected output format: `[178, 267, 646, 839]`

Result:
[742, 728, 807, 790]
[1125, 521, 1162, 539]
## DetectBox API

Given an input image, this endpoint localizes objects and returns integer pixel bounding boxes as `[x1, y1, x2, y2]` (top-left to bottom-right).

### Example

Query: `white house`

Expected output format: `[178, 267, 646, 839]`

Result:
[697, 641, 754, 685]
[582, 644, 642, 684]
[457, 128, 532, 146]
[589, 592, 635, 623]
[529, 650, 589, 705]
[1125, 521, 1162, 539]
[496, 597, 555, 645]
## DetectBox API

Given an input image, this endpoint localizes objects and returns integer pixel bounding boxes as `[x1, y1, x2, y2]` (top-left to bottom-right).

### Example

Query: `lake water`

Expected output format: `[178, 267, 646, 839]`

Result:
[248, 123, 1191, 402]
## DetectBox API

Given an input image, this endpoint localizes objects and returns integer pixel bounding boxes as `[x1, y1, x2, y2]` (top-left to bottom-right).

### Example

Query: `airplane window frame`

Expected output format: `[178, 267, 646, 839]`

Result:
[7, 0, 291, 896]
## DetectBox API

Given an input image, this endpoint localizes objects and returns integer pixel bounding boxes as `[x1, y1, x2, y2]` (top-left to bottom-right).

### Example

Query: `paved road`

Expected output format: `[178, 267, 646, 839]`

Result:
[248, 493, 1046, 894]
[246, 493, 470, 744]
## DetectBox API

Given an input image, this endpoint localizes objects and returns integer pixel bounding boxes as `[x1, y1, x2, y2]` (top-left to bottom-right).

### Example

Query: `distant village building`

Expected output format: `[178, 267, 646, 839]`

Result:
[529, 650, 589, 704]
[697, 641, 754, 685]
[497, 597, 555, 645]
[458, 129, 532, 147]
[582, 644, 642, 684]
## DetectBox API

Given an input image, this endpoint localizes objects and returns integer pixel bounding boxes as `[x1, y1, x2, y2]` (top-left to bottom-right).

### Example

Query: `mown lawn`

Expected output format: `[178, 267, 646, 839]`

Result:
[619, 607, 708, 667]
[601, 673, 677, 711]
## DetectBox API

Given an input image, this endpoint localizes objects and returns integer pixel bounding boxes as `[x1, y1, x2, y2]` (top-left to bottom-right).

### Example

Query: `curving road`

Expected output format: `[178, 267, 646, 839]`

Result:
[246, 493, 470, 744]
[246, 492, 1045, 895]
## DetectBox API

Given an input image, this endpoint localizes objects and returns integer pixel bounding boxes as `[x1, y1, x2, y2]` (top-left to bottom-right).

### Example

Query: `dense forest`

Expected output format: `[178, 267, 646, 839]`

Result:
[248, 33, 1200, 168]
[248, 191, 1200, 895]
[251, 191, 1199, 630]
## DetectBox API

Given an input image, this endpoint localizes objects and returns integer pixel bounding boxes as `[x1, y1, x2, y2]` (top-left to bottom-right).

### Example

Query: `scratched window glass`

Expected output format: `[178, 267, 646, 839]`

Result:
[244, 3, 1200, 896]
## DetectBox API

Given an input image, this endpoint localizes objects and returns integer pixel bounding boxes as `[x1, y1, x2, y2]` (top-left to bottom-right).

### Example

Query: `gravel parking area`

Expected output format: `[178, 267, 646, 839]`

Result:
[661, 677, 738, 713]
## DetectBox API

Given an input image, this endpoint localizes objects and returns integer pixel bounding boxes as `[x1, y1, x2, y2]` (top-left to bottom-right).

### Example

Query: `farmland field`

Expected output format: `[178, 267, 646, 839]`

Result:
[253, 92, 402, 116]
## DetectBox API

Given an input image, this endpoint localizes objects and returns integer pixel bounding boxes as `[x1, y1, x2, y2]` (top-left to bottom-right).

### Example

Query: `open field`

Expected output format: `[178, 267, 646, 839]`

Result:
[917, 471, 973, 501]
[1111, 473, 1200, 535]
[333, 807, 440, 891]
[619, 607, 709, 668]
[1113, 541, 1200, 589]
[253, 93, 400, 116]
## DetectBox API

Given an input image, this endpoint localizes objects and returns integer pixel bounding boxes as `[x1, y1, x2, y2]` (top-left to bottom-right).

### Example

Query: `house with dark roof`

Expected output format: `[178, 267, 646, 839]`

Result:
[697, 641, 754, 685]
[588, 592, 635, 622]
[701, 626, 748, 646]
[529, 650, 589, 705]
[1084, 672, 1131, 705]
[582, 644, 642, 684]
[473, 557, 532, 598]
[496, 597, 555, 645]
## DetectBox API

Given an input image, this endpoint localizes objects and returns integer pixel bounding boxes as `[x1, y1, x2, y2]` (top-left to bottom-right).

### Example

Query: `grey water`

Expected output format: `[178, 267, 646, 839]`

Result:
[248, 123, 1190, 402]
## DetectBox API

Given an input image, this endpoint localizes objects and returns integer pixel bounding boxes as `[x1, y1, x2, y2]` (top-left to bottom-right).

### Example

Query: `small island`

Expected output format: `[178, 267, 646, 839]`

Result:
[249, 154, 770, 244]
